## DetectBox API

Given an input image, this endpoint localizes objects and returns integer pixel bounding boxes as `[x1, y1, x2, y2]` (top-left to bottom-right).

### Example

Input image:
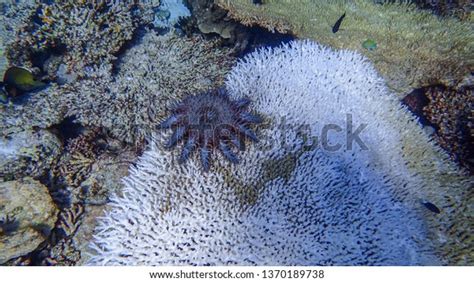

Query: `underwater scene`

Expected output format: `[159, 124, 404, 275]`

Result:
[0, 0, 472, 266]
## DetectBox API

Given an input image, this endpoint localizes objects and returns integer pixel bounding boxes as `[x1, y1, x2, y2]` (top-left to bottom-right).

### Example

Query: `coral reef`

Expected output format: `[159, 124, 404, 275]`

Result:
[59, 129, 102, 188]
[403, 85, 474, 173]
[54, 128, 136, 205]
[159, 88, 262, 171]
[42, 204, 84, 266]
[422, 86, 473, 172]
[0, 129, 62, 180]
[87, 41, 472, 265]
[216, 0, 474, 95]
[0, 0, 37, 75]
[0, 178, 59, 264]
[0, 83, 67, 133]
[189, 0, 240, 39]
[410, 0, 472, 19]
[65, 32, 234, 146]
[6, 0, 157, 79]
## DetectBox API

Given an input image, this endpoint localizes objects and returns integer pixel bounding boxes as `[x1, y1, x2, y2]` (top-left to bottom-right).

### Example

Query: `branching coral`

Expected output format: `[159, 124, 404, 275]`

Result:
[0, 83, 68, 133]
[64, 32, 234, 146]
[59, 129, 102, 187]
[88, 41, 472, 265]
[6, 0, 157, 78]
[216, 0, 474, 95]
[0, 0, 37, 75]
[54, 128, 136, 206]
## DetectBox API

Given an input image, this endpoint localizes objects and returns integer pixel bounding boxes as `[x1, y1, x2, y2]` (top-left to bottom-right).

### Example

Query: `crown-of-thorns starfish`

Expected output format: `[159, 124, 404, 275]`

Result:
[159, 88, 262, 171]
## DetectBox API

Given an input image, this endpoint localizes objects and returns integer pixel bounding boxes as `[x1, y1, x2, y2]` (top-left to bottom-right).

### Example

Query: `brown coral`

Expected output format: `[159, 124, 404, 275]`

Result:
[422, 86, 473, 172]
[59, 129, 101, 187]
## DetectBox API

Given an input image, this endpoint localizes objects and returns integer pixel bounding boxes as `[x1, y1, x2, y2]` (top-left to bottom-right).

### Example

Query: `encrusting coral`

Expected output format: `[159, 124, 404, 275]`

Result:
[87, 41, 472, 265]
[216, 0, 474, 95]
[65, 32, 234, 146]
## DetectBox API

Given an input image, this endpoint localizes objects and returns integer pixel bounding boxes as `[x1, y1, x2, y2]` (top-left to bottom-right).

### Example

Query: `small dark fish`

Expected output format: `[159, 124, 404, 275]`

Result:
[332, 12, 346, 33]
[421, 200, 441, 214]
[253, 0, 263, 5]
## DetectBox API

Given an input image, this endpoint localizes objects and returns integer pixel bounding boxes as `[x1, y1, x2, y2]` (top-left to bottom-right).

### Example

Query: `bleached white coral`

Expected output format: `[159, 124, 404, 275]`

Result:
[88, 41, 470, 265]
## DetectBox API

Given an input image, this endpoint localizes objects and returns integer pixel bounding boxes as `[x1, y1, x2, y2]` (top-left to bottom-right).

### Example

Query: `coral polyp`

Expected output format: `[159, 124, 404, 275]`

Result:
[159, 88, 262, 171]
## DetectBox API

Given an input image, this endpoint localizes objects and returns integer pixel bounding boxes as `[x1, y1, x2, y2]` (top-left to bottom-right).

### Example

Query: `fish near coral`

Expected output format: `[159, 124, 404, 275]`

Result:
[1, 66, 46, 98]
[362, 39, 377, 51]
[421, 200, 441, 214]
[159, 88, 262, 171]
[332, 12, 346, 33]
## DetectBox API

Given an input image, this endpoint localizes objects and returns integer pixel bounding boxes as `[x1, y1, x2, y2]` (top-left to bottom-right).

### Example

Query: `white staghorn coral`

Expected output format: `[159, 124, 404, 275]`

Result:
[88, 41, 471, 265]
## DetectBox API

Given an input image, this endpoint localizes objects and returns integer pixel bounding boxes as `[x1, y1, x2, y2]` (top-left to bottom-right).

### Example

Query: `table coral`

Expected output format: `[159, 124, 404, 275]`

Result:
[216, 0, 474, 95]
[87, 41, 472, 266]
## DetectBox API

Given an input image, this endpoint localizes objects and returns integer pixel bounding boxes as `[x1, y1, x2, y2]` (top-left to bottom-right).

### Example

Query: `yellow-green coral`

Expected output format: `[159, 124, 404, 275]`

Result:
[217, 0, 474, 95]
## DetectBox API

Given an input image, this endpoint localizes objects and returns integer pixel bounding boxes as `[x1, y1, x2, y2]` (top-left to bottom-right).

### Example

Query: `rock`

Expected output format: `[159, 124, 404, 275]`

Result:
[0, 178, 59, 264]
[79, 151, 134, 206]
[0, 129, 62, 180]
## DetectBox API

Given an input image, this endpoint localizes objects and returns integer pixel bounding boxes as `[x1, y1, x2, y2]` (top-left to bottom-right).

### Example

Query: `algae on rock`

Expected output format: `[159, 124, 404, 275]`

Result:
[0, 178, 59, 264]
[0, 129, 62, 180]
[217, 0, 474, 95]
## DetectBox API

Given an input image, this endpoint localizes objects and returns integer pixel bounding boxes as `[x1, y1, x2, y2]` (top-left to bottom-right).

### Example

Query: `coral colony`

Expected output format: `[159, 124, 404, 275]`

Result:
[0, 0, 472, 267]
[87, 41, 470, 266]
